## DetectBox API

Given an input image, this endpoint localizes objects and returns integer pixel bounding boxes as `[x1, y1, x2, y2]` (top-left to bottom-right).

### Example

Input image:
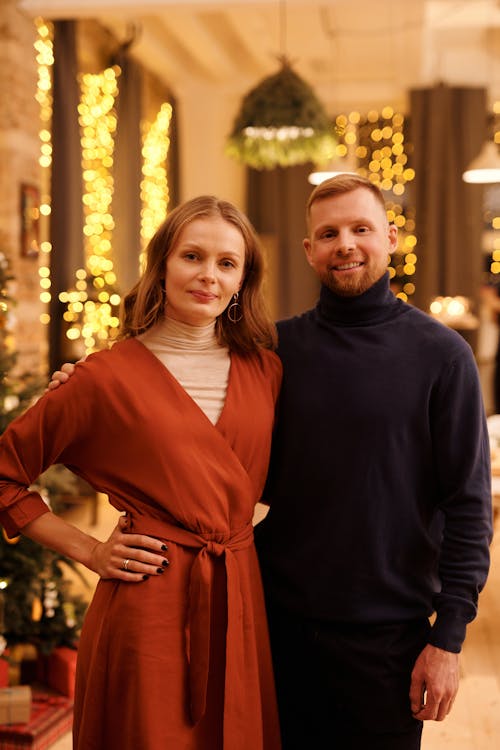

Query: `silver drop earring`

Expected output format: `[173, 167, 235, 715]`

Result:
[227, 292, 243, 323]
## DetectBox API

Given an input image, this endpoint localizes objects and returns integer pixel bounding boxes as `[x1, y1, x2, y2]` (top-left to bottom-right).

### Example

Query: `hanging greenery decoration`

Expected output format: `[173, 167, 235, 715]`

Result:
[225, 58, 337, 170]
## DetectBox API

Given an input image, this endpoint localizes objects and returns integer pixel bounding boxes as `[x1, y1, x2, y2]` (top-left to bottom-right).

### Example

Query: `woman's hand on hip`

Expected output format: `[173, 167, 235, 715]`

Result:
[91, 516, 170, 581]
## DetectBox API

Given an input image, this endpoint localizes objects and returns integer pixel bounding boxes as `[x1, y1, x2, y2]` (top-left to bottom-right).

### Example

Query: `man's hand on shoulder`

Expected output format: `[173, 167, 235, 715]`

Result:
[410, 643, 459, 721]
[47, 361, 78, 391]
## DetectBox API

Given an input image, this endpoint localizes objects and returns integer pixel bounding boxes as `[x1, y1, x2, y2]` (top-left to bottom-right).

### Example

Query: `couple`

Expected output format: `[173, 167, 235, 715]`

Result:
[0, 175, 492, 750]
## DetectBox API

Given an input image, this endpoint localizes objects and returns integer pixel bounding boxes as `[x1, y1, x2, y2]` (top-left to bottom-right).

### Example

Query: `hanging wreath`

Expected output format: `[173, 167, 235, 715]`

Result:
[225, 58, 337, 170]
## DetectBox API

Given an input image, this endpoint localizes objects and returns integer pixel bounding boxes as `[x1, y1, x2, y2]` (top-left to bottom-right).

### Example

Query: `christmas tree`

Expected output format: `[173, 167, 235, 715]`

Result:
[0, 251, 42, 432]
[0, 249, 87, 664]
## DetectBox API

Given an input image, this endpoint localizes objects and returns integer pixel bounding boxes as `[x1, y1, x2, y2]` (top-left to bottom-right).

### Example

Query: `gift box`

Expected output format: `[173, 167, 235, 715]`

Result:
[39, 647, 77, 700]
[0, 691, 73, 749]
[0, 687, 32, 725]
[0, 661, 8, 689]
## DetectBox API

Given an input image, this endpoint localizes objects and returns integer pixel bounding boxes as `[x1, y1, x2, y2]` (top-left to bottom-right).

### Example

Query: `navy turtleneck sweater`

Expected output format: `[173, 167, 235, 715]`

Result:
[255, 272, 493, 652]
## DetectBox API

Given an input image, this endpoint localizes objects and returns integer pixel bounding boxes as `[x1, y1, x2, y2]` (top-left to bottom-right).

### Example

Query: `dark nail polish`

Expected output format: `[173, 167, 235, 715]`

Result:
[161, 544, 168, 551]
[157, 567, 164, 574]
[142, 574, 149, 581]
[162, 559, 169, 567]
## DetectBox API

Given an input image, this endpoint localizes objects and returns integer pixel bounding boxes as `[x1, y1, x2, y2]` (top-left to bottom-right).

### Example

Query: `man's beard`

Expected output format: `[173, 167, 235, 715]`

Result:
[318, 266, 386, 297]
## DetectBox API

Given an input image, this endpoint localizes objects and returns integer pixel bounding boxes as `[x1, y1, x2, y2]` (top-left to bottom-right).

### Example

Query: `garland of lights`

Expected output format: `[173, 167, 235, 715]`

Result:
[140, 102, 173, 268]
[34, 19, 54, 325]
[59, 67, 122, 354]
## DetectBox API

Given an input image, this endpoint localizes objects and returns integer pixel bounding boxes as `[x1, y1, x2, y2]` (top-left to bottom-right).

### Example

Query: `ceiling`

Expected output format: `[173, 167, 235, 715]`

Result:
[19, 0, 500, 114]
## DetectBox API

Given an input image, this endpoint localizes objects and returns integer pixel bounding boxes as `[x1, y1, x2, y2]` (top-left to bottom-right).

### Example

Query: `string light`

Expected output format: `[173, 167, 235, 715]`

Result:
[140, 103, 173, 269]
[61, 67, 121, 355]
[429, 296, 478, 330]
[34, 18, 54, 325]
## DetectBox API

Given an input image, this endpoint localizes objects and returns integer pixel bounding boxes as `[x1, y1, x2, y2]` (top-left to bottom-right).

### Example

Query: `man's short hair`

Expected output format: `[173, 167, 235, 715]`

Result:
[306, 174, 387, 228]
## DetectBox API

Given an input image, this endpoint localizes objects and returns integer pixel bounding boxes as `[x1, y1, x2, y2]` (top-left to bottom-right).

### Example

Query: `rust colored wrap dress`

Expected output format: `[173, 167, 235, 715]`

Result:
[0, 337, 283, 749]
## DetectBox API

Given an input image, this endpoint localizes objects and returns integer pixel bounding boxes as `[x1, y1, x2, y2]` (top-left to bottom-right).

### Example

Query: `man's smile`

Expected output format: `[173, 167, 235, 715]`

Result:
[330, 261, 364, 271]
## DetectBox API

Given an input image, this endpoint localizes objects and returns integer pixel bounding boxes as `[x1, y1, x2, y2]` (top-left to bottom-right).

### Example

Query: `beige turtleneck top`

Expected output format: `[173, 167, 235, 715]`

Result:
[138, 317, 230, 425]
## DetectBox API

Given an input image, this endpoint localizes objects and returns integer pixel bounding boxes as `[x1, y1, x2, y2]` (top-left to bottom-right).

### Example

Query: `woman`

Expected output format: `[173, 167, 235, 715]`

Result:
[0, 196, 282, 749]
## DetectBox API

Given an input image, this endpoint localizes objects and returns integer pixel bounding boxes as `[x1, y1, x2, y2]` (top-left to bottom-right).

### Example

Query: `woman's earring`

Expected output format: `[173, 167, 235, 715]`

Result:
[227, 292, 243, 323]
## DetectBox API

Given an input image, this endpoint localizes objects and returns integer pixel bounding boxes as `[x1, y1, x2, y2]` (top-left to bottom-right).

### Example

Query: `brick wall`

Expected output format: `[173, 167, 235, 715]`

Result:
[0, 0, 45, 374]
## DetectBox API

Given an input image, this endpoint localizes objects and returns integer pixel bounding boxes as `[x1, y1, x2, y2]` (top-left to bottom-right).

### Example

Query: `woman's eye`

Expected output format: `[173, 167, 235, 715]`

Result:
[220, 259, 235, 268]
[184, 252, 198, 261]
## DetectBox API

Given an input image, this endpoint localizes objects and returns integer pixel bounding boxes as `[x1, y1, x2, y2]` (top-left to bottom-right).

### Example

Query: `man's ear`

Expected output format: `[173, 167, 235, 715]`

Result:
[303, 238, 314, 267]
[388, 224, 398, 255]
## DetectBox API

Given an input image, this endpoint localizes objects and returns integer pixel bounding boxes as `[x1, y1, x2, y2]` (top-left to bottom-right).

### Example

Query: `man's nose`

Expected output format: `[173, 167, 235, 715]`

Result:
[334, 230, 355, 254]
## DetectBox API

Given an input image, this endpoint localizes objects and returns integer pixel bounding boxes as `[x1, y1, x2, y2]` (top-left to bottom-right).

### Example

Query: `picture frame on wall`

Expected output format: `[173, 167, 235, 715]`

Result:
[20, 183, 40, 258]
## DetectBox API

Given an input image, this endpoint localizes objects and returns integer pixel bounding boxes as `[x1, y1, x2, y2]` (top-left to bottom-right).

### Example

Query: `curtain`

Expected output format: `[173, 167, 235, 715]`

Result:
[409, 84, 487, 336]
[247, 164, 319, 321]
[49, 20, 84, 372]
[112, 52, 179, 292]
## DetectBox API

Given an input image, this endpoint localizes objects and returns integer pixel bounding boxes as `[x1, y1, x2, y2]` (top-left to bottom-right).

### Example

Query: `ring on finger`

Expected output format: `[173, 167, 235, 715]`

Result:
[123, 558, 131, 571]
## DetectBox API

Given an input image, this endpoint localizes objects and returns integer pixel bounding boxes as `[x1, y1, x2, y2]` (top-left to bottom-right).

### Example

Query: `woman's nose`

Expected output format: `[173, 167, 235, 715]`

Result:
[198, 262, 217, 281]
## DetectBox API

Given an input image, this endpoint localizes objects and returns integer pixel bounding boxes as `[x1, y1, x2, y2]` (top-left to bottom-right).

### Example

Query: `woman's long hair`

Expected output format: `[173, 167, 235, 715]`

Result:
[120, 195, 277, 353]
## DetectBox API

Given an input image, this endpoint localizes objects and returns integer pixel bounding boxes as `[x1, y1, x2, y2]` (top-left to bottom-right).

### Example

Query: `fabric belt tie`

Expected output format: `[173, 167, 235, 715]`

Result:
[123, 514, 254, 729]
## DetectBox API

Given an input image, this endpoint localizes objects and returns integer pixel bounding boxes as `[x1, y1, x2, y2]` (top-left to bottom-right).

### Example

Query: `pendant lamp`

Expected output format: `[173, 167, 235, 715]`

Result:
[463, 140, 500, 184]
[308, 150, 358, 185]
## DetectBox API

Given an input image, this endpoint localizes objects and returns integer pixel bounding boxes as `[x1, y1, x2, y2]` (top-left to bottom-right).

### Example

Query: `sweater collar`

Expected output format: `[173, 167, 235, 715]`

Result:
[317, 272, 401, 326]
[138, 315, 221, 351]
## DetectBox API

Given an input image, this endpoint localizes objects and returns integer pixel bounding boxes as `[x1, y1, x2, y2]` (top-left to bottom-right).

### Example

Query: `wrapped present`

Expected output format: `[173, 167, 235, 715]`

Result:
[0, 661, 8, 689]
[0, 691, 72, 749]
[39, 647, 77, 699]
[6, 646, 38, 688]
[0, 687, 32, 725]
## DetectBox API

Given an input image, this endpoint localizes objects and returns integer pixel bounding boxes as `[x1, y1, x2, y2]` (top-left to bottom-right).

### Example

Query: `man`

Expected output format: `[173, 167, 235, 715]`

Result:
[254, 174, 493, 749]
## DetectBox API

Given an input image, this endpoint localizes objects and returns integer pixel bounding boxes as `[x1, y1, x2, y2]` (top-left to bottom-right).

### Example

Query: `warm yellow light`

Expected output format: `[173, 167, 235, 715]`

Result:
[140, 102, 172, 256]
[59, 66, 122, 354]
